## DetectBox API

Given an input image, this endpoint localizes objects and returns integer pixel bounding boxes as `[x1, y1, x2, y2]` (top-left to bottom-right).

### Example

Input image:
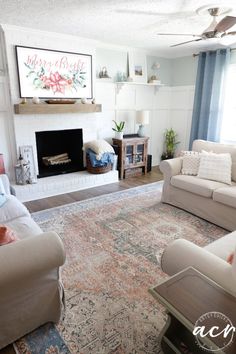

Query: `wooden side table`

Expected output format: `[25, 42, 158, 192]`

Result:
[149, 267, 236, 354]
[112, 136, 149, 179]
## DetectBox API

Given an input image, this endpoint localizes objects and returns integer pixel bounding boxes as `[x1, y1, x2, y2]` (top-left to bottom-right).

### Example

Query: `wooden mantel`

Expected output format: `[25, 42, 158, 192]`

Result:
[14, 103, 102, 114]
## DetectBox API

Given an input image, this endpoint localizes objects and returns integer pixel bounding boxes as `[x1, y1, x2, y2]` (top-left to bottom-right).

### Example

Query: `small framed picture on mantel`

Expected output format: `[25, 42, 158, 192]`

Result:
[128, 51, 147, 83]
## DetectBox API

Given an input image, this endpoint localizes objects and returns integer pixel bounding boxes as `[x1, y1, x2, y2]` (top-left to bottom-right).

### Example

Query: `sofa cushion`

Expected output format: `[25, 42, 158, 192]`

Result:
[213, 186, 236, 208]
[171, 175, 227, 198]
[0, 194, 7, 207]
[205, 230, 236, 260]
[0, 195, 30, 223]
[6, 216, 42, 240]
[0, 179, 6, 194]
[192, 139, 236, 182]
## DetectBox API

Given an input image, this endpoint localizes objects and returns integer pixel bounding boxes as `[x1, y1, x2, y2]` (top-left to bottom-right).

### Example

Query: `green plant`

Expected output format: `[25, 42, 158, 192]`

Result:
[161, 128, 180, 160]
[112, 120, 125, 132]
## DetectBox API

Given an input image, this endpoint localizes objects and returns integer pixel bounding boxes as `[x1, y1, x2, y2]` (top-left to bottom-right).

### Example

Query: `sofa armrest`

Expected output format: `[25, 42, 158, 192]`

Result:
[161, 239, 236, 295]
[160, 158, 182, 182]
[0, 174, 11, 195]
[0, 231, 66, 287]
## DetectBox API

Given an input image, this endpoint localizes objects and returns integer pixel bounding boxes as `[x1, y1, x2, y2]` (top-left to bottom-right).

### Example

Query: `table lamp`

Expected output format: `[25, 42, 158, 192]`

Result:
[136, 110, 149, 137]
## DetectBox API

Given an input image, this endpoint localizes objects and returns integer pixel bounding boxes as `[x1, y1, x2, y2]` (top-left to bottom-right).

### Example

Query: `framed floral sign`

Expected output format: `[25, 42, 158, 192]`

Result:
[15, 46, 93, 98]
[128, 51, 147, 83]
[19, 145, 37, 183]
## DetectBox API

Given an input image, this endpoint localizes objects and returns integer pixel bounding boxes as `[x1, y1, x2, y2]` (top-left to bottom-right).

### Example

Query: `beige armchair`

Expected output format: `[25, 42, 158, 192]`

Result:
[0, 174, 66, 349]
[161, 230, 236, 296]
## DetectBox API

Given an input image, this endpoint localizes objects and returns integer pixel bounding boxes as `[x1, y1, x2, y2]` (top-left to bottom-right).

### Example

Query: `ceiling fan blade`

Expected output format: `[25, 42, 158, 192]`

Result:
[116, 9, 160, 15]
[224, 31, 236, 36]
[170, 38, 202, 47]
[157, 33, 200, 37]
[215, 16, 236, 33]
[115, 9, 194, 17]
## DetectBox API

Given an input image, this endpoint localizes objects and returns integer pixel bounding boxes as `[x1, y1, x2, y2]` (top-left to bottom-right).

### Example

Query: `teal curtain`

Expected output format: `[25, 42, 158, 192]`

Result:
[189, 48, 230, 148]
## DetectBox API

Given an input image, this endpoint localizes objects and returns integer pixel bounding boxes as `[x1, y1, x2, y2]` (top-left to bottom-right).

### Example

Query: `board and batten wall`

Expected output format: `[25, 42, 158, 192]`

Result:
[0, 24, 197, 178]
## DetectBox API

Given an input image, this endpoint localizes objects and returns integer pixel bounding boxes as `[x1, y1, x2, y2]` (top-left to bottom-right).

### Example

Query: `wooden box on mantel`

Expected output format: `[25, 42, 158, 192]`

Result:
[14, 103, 102, 115]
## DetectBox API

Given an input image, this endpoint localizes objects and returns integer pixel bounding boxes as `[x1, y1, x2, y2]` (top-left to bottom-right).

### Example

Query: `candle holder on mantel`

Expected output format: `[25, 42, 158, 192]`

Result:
[15, 163, 31, 185]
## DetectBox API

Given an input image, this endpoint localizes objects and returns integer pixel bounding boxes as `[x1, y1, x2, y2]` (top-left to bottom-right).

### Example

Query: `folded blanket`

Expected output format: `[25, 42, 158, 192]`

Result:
[87, 148, 114, 167]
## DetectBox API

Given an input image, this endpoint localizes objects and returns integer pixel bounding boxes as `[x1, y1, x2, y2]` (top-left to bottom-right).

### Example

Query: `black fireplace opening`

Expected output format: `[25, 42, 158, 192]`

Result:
[35, 129, 84, 178]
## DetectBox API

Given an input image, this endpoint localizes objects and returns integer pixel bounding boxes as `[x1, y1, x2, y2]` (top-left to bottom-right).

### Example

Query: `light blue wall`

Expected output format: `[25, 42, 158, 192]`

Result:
[96, 48, 198, 86]
[96, 48, 128, 81]
[96, 48, 172, 85]
[146, 55, 172, 85]
[230, 50, 236, 64]
[170, 56, 198, 86]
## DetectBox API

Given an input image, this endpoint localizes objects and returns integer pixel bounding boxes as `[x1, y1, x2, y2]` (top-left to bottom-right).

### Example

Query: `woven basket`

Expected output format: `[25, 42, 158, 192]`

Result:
[86, 155, 112, 174]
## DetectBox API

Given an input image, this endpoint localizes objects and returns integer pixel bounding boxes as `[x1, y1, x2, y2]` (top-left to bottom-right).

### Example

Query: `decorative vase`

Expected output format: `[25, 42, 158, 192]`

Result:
[32, 96, 40, 104]
[81, 98, 87, 104]
[137, 124, 145, 137]
[115, 131, 123, 139]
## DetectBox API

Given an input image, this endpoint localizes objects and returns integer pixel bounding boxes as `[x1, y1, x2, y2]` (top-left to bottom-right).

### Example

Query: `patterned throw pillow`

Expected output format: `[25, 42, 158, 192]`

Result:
[197, 153, 232, 185]
[0, 225, 19, 246]
[181, 151, 200, 176]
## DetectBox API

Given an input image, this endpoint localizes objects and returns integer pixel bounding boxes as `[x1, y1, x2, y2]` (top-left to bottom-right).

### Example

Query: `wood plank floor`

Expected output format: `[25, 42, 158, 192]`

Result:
[1, 166, 162, 354]
[24, 166, 163, 213]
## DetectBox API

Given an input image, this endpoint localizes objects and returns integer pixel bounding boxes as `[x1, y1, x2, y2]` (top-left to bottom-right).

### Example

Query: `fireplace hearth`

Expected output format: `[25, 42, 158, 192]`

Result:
[36, 129, 84, 178]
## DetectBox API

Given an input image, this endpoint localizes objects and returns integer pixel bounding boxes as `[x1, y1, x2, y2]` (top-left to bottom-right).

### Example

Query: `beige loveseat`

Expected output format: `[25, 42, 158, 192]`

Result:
[0, 174, 66, 349]
[160, 139, 236, 231]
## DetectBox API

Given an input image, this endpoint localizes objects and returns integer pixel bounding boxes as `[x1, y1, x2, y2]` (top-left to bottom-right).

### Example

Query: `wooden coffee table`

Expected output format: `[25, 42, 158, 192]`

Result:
[149, 267, 236, 354]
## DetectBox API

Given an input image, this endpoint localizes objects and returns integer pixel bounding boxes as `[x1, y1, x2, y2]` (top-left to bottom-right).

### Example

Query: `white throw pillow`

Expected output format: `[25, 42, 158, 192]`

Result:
[0, 195, 30, 223]
[83, 140, 114, 160]
[197, 153, 232, 185]
[181, 151, 200, 176]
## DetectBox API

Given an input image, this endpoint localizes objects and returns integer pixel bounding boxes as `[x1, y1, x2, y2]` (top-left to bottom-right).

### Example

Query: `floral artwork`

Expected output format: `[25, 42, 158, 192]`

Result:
[16, 46, 93, 98]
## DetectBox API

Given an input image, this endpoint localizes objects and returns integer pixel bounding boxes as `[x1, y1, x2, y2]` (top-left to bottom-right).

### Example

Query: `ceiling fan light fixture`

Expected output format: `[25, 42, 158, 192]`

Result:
[196, 5, 232, 17]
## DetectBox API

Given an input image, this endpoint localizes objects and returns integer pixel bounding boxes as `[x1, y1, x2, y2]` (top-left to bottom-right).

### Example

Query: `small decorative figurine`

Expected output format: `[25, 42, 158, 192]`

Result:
[99, 66, 110, 78]
[21, 98, 27, 104]
[81, 98, 87, 104]
[32, 96, 40, 104]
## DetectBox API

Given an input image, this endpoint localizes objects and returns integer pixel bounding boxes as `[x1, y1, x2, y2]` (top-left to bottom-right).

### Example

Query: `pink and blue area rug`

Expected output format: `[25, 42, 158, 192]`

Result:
[14, 182, 227, 354]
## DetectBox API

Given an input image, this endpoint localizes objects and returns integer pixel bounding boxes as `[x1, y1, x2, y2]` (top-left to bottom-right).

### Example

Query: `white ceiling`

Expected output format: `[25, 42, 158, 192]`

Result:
[1, 0, 236, 57]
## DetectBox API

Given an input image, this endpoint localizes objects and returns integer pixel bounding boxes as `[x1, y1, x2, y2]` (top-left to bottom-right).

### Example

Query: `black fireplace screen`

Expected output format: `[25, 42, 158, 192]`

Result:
[35, 129, 84, 178]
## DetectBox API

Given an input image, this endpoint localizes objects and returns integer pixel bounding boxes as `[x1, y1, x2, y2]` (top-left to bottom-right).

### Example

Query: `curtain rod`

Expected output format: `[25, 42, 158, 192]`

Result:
[193, 47, 236, 57]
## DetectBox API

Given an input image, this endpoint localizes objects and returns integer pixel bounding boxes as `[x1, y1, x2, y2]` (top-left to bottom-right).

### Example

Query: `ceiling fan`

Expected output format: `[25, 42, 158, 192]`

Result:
[157, 8, 236, 47]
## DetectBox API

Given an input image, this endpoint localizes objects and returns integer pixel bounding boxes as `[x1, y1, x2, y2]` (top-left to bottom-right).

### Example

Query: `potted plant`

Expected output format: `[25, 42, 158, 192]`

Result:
[161, 128, 180, 160]
[112, 120, 125, 139]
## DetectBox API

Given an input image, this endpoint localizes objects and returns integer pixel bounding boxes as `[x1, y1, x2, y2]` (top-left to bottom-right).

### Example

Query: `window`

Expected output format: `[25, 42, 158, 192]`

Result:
[220, 64, 236, 144]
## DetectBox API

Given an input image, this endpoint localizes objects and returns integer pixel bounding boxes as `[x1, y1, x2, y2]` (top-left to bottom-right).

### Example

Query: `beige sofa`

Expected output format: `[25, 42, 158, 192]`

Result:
[160, 139, 236, 231]
[0, 174, 66, 349]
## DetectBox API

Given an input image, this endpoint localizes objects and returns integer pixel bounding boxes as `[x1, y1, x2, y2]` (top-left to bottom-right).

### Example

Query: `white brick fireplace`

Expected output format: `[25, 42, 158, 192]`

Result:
[12, 112, 119, 202]
[14, 112, 100, 176]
